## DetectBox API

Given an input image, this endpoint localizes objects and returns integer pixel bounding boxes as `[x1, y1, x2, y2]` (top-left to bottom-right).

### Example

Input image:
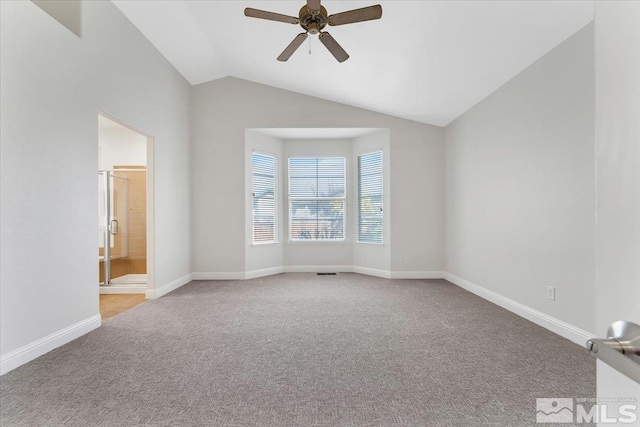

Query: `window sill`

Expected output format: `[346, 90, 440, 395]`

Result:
[355, 241, 385, 246]
[251, 241, 279, 247]
[287, 240, 349, 245]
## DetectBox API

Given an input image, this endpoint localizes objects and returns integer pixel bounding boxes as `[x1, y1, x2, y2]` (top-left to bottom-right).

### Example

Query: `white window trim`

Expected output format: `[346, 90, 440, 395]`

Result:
[252, 151, 278, 245]
[357, 149, 383, 245]
[288, 156, 347, 242]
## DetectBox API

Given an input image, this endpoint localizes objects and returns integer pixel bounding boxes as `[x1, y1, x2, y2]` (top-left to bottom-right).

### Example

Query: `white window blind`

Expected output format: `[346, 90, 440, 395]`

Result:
[252, 153, 276, 244]
[358, 151, 383, 244]
[289, 157, 346, 241]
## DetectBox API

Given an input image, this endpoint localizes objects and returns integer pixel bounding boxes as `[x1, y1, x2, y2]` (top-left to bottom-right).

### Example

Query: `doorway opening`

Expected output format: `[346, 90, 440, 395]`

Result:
[98, 113, 154, 315]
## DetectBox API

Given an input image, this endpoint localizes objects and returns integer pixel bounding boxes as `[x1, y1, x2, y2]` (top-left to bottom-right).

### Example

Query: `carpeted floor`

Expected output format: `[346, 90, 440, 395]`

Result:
[1, 274, 595, 426]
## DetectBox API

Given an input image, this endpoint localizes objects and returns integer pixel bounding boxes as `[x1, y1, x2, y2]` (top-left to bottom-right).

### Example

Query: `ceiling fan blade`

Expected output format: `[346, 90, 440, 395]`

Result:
[307, 0, 321, 12]
[328, 5, 382, 26]
[244, 8, 299, 24]
[277, 33, 308, 62]
[319, 32, 349, 63]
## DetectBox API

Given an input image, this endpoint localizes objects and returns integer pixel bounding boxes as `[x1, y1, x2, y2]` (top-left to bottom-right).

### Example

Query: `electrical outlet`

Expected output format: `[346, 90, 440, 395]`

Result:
[546, 285, 556, 301]
[232, 256, 237, 263]
[400, 256, 404, 263]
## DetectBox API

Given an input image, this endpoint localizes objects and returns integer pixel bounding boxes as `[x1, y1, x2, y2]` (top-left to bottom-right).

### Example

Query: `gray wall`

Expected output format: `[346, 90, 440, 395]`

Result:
[444, 23, 596, 333]
[1, 1, 191, 358]
[191, 77, 445, 275]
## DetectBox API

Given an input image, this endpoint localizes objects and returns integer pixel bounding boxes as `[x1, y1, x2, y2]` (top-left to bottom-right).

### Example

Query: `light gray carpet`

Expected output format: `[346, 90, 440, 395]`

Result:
[1, 273, 595, 426]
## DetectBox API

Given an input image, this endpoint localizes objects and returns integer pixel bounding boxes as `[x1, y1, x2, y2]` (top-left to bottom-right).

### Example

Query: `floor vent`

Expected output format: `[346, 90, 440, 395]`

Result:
[317, 273, 337, 276]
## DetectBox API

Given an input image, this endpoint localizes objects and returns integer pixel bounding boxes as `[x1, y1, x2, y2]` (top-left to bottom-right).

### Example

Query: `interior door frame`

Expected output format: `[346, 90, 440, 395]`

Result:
[98, 111, 155, 297]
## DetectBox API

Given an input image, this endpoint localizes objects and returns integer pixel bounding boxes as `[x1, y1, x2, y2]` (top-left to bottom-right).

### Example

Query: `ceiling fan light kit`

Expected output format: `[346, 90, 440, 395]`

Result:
[244, 0, 382, 63]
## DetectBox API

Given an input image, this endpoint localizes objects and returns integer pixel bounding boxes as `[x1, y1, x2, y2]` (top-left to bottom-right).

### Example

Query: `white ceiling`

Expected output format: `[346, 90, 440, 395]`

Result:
[113, 1, 594, 127]
[254, 128, 379, 139]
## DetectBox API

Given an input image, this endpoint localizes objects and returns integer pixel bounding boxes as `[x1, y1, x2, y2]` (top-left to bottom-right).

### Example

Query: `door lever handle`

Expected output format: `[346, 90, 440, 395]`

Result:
[586, 321, 640, 384]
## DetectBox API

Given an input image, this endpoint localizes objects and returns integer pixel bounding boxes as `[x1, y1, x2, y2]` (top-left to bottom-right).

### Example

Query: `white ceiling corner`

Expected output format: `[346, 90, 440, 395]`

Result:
[113, 0, 594, 127]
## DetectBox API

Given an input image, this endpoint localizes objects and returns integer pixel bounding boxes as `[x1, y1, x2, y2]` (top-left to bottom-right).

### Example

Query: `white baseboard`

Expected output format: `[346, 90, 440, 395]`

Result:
[390, 270, 445, 279]
[191, 271, 246, 280]
[100, 285, 146, 294]
[146, 273, 192, 299]
[195, 266, 353, 280]
[442, 272, 595, 346]
[283, 265, 353, 273]
[1, 269, 593, 376]
[192, 267, 443, 280]
[244, 266, 284, 280]
[153, 268, 593, 347]
[352, 266, 392, 279]
[1, 314, 101, 376]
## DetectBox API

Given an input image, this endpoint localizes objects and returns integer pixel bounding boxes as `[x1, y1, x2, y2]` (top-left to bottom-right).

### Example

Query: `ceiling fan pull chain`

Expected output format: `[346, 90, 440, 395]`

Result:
[308, 35, 311, 55]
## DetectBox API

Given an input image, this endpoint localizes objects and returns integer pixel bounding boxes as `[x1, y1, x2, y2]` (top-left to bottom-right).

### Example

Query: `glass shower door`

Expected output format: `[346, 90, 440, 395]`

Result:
[99, 171, 107, 284]
[109, 173, 128, 282]
[99, 171, 128, 285]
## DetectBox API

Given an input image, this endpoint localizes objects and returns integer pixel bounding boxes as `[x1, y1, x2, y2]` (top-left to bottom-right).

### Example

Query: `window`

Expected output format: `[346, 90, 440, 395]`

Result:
[358, 151, 383, 244]
[252, 152, 277, 244]
[289, 157, 346, 241]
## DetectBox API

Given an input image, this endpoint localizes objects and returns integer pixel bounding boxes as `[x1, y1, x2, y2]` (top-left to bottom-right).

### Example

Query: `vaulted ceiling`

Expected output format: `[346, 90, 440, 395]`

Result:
[113, 1, 594, 126]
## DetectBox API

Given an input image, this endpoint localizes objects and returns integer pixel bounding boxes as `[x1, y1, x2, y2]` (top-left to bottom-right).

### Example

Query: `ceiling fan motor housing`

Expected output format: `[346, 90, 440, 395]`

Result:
[299, 5, 328, 34]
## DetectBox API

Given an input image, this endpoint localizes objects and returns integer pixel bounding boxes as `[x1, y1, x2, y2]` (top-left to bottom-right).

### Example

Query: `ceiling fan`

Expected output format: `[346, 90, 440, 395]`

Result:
[244, 0, 383, 63]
